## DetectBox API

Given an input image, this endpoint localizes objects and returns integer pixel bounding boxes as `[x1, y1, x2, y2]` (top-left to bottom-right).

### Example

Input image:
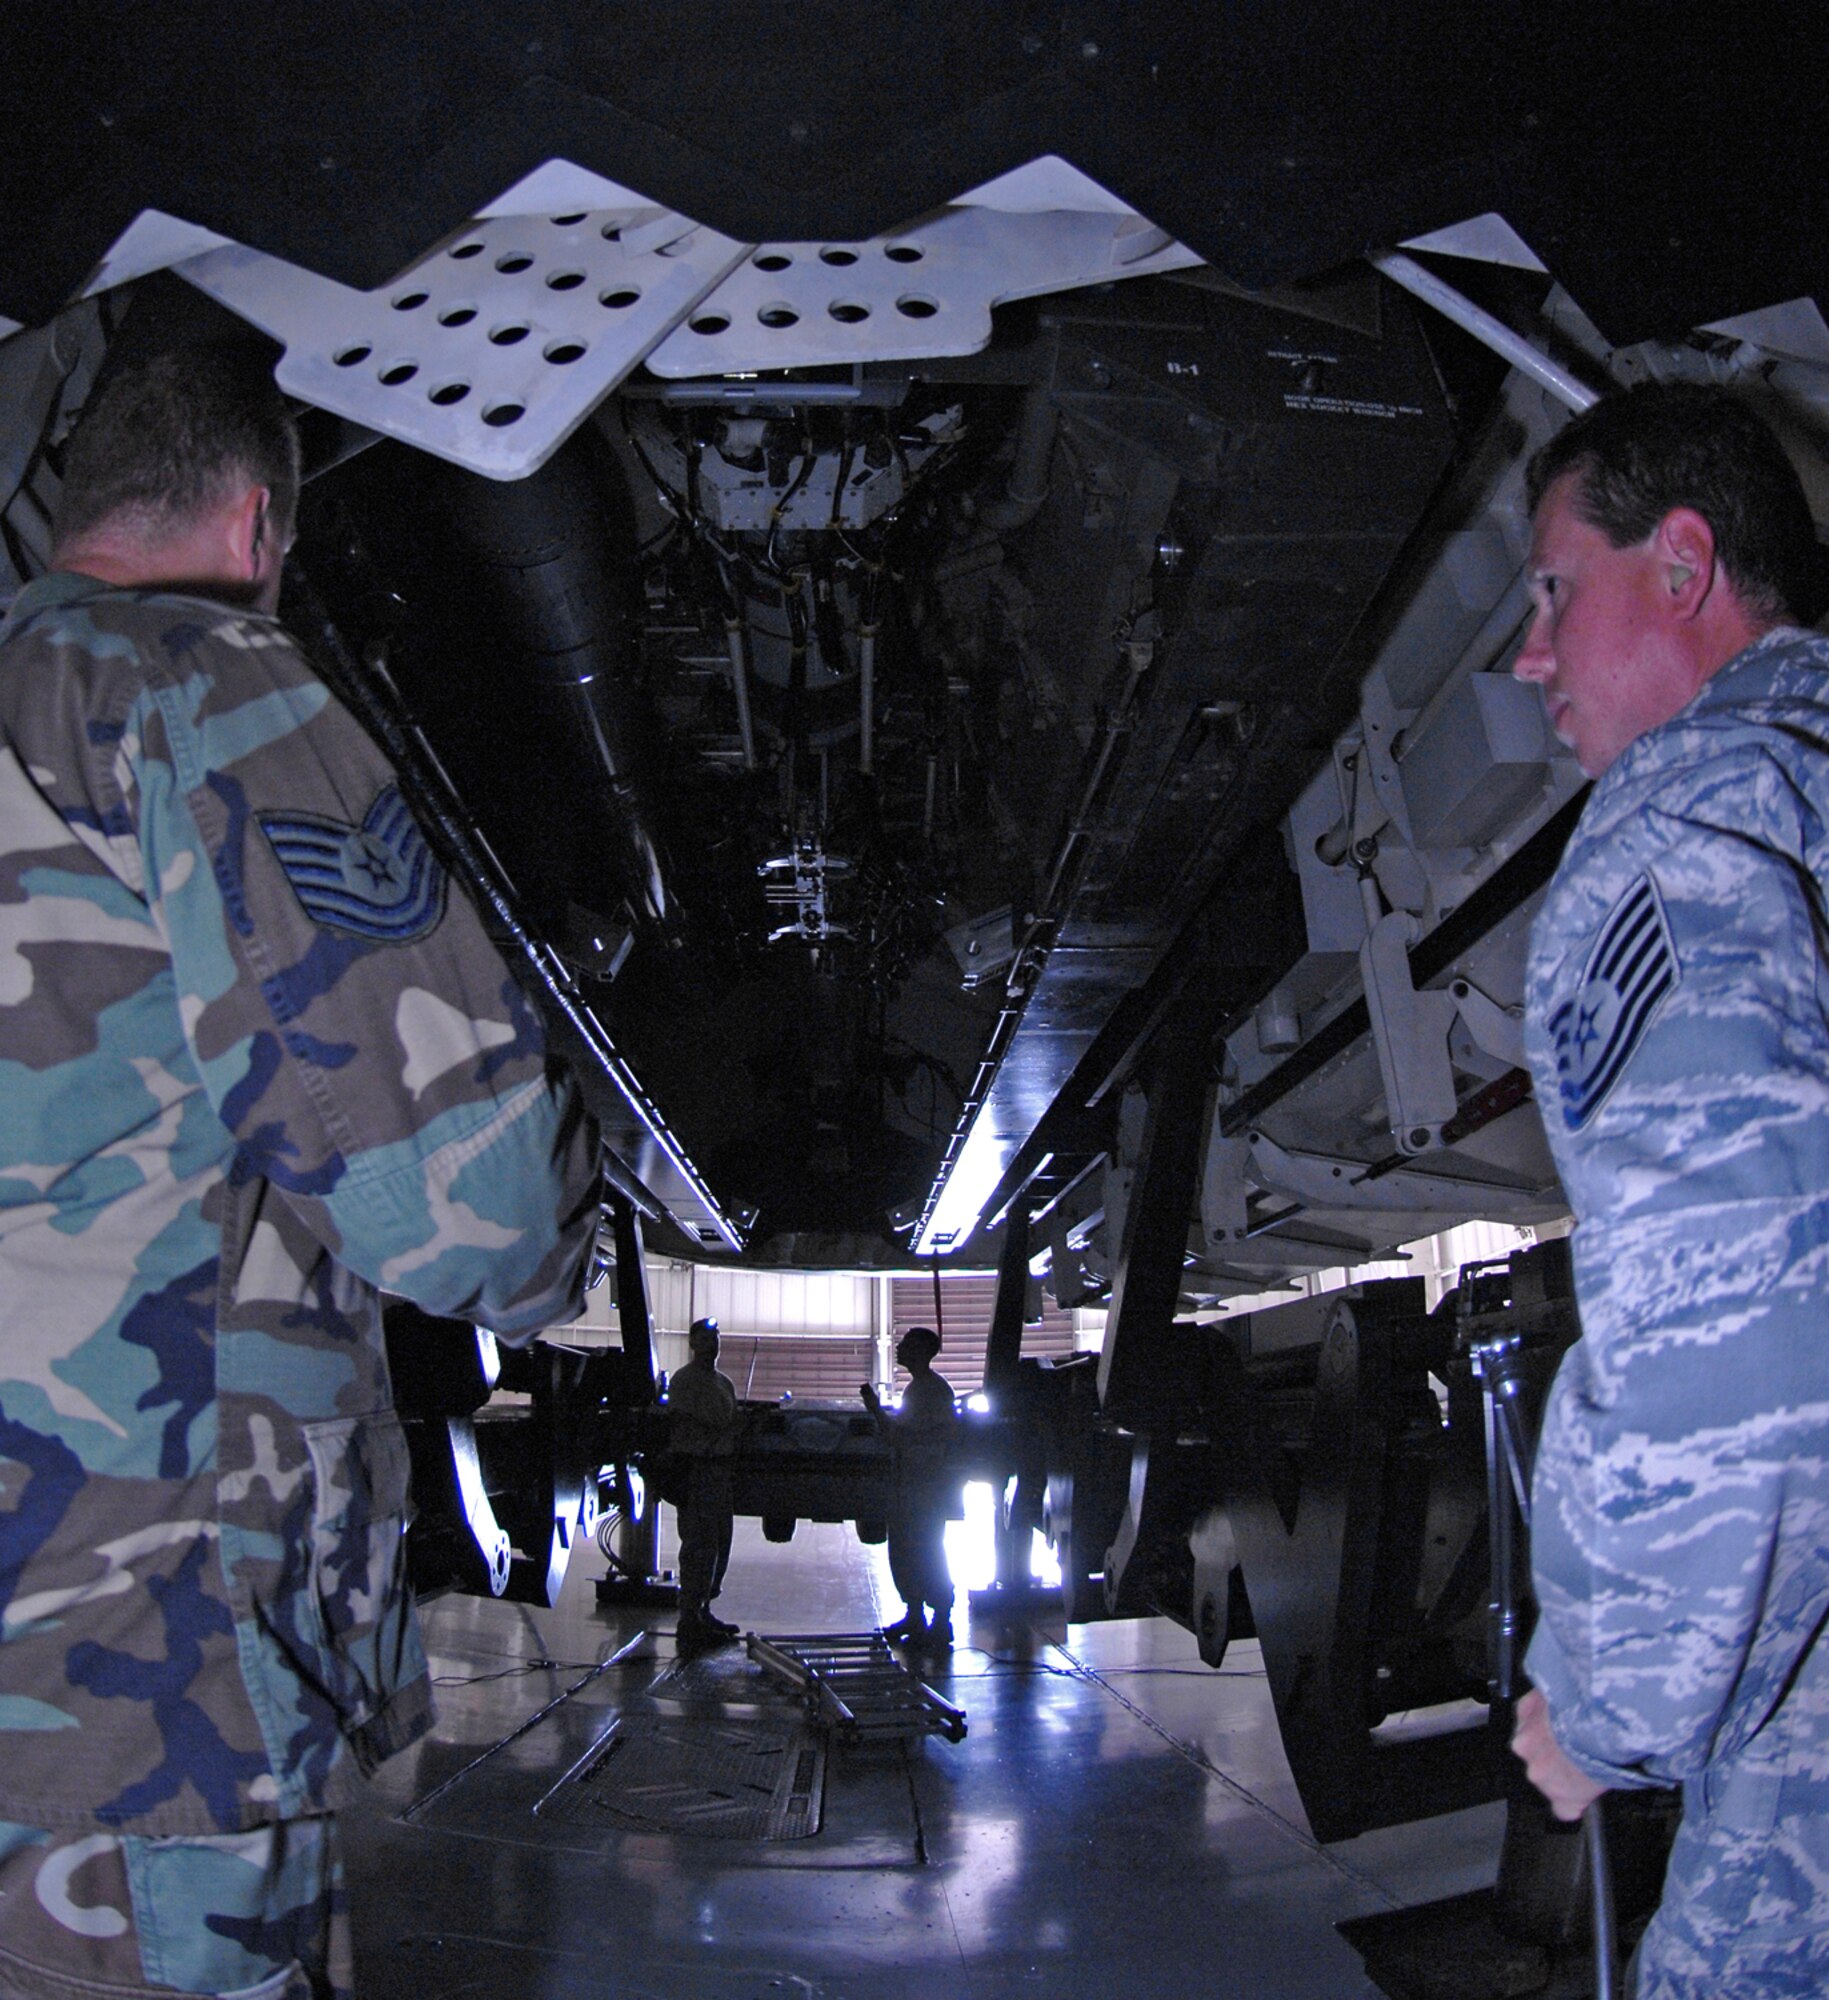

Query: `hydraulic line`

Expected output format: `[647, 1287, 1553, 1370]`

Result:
[859, 624, 878, 776]
[722, 615, 757, 768]
[1371, 252, 1600, 414]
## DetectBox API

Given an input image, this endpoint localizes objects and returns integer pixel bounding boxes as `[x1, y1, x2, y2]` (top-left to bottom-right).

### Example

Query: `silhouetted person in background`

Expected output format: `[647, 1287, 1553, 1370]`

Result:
[863, 1325, 957, 1650]
[670, 1316, 740, 1645]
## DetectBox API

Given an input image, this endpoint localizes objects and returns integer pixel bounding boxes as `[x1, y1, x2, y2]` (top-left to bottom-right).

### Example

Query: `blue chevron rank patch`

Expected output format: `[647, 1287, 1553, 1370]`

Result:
[1550, 871, 1678, 1131]
[257, 784, 446, 942]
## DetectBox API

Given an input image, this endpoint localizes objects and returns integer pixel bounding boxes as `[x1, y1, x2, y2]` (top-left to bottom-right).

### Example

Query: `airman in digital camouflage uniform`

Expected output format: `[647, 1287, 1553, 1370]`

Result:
[1510, 382, 1829, 1997]
[0, 348, 603, 1997]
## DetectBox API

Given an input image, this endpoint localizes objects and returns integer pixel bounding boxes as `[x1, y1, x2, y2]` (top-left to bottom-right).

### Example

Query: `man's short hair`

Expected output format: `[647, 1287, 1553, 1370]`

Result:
[900, 1325, 941, 1363]
[1525, 382, 1821, 626]
[53, 346, 300, 551]
[688, 1317, 720, 1349]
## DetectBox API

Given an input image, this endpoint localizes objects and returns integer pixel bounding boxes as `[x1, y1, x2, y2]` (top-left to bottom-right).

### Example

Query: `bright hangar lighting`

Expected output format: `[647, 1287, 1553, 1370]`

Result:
[913, 1112, 1009, 1256]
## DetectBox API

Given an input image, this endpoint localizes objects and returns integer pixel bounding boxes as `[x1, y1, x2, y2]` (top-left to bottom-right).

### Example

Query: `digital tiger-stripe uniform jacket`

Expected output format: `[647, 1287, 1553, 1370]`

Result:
[1525, 627, 1829, 1997]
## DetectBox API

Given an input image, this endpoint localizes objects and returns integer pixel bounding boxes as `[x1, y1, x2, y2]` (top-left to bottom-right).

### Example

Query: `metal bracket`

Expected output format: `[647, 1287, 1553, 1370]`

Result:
[1244, 1129, 1545, 1217]
[1357, 670, 1419, 854]
[1447, 975, 1526, 1071]
[1360, 907, 1459, 1154]
[1199, 1128, 1252, 1246]
[1047, 1215, 1103, 1308]
[758, 838, 854, 945]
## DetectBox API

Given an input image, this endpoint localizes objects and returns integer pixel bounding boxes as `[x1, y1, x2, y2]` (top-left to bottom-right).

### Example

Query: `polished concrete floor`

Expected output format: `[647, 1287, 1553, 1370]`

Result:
[343, 1514, 1505, 1998]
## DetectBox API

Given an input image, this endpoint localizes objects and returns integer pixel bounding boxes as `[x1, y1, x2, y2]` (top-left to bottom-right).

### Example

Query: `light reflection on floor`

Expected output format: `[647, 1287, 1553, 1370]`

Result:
[344, 1513, 1503, 1997]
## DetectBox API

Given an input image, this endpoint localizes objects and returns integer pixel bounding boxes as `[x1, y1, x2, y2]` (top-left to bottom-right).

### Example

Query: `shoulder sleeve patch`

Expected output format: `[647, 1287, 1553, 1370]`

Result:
[1547, 871, 1678, 1131]
[257, 783, 447, 941]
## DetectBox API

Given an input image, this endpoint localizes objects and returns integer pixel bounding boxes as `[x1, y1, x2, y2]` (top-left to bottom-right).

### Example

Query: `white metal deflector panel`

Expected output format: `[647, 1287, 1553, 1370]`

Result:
[645, 206, 1203, 377]
[20, 154, 1203, 482]
[178, 208, 748, 480]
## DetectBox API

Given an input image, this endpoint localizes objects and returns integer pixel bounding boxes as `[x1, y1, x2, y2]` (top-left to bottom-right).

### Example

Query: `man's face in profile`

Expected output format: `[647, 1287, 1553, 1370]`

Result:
[1513, 472, 1692, 777]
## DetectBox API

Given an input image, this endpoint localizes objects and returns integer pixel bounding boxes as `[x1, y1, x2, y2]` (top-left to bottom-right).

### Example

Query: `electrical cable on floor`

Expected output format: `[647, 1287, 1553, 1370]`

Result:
[432, 1656, 644, 1688]
[950, 1647, 1264, 1680]
[1087, 1664, 1268, 1679]
[943, 1651, 1079, 1678]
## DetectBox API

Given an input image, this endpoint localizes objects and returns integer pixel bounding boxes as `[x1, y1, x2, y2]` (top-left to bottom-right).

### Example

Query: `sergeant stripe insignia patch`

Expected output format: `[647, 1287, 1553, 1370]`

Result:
[257, 784, 447, 941]
[1549, 871, 1678, 1130]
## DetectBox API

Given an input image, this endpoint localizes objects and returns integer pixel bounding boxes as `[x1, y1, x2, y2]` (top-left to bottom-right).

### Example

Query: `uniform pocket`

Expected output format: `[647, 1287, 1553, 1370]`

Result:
[300, 1413, 425, 1759]
[1657, 1758, 1791, 1961]
[124, 1817, 340, 1996]
[1699, 1753, 1782, 1840]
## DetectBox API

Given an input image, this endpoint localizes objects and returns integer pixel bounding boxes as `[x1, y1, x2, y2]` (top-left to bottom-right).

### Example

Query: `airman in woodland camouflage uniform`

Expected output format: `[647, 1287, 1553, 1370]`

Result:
[1511, 382, 1829, 1997]
[0, 348, 602, 1996]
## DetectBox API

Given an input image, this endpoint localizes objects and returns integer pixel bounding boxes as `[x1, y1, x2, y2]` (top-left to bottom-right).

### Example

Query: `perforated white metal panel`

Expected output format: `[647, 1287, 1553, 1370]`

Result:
[26, 155, 1209, 481]
[179, 207, 748, 479]
[645, 207, 1202, 377]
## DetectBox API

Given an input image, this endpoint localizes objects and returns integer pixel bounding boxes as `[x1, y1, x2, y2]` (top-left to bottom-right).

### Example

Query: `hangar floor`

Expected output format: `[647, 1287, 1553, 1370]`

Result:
[342, 1515, 1506, 1999]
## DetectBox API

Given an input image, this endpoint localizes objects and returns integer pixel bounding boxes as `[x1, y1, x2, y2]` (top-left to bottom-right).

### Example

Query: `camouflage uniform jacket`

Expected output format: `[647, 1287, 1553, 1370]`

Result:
[0, 574, 602, 1836]
[1525, 626, 1829, 1994]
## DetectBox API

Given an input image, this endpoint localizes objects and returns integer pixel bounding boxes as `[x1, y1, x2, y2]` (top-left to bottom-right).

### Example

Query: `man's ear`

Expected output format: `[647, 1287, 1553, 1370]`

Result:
[1654, 506, 1717, 618]
[223, 484, 269, 581]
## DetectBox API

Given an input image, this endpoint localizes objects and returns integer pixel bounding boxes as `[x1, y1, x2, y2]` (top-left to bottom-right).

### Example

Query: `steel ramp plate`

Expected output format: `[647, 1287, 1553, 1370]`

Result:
[537, 1711, 824, 1841]
[644, 1643, 799, 1712]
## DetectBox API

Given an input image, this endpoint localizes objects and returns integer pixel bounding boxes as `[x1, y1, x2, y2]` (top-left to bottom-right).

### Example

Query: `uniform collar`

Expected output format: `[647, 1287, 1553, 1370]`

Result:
[1593, 626, 1820, 796]
[1, 569, 283, 642]
[1685, 624, 1817, 711]
[0, 568, 118, 638]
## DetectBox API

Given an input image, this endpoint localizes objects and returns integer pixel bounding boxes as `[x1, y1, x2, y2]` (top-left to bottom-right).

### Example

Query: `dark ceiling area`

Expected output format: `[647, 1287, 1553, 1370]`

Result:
[7, 4, 1824, 340]
[5, 7, 1823, 1270]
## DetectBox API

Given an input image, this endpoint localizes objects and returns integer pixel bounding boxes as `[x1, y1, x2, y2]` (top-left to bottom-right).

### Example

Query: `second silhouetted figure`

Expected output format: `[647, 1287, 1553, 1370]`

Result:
[863, 1325, 958, 1651]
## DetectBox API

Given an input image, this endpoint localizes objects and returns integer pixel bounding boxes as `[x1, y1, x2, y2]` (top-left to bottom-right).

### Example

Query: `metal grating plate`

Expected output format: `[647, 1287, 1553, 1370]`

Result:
[644, 1649, 788, 1707]
[538, 1713, 824, 1840]
[178, 206, 747, 480]
[646, 206, 1202, 376]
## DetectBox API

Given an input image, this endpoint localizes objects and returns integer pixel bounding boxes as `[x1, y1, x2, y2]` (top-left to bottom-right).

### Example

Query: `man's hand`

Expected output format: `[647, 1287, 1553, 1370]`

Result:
[1512, 1687, 1608, 1821]
[860, 1382, 881, 1414]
